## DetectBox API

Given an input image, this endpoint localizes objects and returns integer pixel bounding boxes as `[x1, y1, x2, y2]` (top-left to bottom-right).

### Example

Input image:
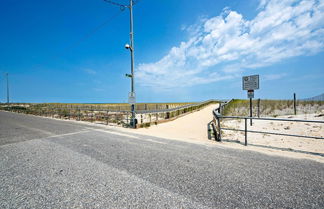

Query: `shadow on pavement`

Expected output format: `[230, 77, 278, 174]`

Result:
[221, 138, 324, 157]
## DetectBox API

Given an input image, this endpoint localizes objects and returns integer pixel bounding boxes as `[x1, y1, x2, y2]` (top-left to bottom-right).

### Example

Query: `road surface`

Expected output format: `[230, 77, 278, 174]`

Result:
[0, 111, 323, 208]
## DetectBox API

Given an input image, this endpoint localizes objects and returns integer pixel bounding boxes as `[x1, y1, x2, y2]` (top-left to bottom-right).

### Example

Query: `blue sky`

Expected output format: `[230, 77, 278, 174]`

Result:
[0, 0, 323, 103]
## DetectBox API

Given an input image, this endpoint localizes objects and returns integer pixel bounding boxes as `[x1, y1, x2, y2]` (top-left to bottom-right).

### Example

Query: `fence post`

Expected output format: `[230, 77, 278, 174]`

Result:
[78, 109, 81, 121]
[106, 111, 109, 125]
[257, 98, 260, 118]
[166, 105, 170, 119]
[91, 108, 94, 123]
[293, 93, 297, 115]
[245, 118, 248, 146]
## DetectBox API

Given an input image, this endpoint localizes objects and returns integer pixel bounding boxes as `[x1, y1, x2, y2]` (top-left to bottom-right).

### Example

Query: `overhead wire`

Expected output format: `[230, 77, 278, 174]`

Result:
[31, 0, 144, 65]
[63, 9, 125, 53]
[59, 0, 144, 55]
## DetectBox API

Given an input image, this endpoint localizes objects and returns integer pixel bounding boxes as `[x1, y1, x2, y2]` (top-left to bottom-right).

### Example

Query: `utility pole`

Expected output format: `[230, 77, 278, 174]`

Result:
[104, 0, 137, 128]
[6, 73, 9, 104]
[129, 0, 136, 128]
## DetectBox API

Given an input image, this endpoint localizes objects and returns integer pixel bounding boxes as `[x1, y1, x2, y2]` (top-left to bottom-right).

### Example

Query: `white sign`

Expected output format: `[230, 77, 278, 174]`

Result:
[128, 92, 136, 104]
[247, 90, 254, 98]
[242, 75, 259, 90]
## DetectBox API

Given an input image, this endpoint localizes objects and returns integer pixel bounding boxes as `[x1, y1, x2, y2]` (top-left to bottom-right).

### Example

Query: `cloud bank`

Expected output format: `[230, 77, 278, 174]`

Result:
[137, 0, 324, 88]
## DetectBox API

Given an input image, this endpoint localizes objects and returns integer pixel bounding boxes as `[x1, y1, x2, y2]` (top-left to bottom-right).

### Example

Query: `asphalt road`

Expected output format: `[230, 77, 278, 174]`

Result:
[0, 111, 323, 208]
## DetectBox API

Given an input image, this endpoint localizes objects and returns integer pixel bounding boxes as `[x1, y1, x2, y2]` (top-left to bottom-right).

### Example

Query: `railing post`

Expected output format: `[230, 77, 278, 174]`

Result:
[257, 98, 260, 118]
[217, 116, 221, 141]
[245, 118, 248, 146]
[293, 93, 297, 115]
[207, 122, 211, 140]
[250, 98, 253, 126]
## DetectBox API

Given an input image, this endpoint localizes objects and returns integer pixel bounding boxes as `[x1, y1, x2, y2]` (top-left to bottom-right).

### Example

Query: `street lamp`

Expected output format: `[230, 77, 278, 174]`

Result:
[125, 43, 131, 49]
[125, 0, 136, 128]
[104, 0, 137, 128]
[125, 40, 136, 128]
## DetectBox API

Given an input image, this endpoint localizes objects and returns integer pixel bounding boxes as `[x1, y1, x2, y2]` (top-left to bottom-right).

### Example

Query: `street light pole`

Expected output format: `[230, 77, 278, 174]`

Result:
[103, 0, 137, 128]
[6, 73, 9, 104]
[129, 0, 136, 128]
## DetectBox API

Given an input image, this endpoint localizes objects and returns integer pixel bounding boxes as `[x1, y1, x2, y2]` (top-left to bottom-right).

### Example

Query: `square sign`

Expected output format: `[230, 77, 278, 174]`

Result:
[247, 90, 254, 98]
[242, 75, 259, 90]
[128, 92, 136, 104]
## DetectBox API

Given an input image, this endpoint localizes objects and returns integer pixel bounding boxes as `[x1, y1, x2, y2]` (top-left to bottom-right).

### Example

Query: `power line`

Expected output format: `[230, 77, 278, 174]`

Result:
[103, 0, 127, 8]
[103, 0, 142, 8]
[63, 9, 124, 52]
[60, 0, 146, 55]
[26, 1, 134, 70]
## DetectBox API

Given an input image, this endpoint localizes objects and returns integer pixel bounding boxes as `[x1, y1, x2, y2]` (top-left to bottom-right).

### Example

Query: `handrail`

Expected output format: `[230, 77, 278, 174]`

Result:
[136, 99, 218, 114]
[209, 100, 232, 141]
[211, 106, 324, 145]
[216, 115, 324, 124]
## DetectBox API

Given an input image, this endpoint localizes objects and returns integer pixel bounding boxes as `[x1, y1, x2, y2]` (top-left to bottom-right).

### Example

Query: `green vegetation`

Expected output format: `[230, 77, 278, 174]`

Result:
[222, 99, 324, 117]
[0, 100, 219, 128]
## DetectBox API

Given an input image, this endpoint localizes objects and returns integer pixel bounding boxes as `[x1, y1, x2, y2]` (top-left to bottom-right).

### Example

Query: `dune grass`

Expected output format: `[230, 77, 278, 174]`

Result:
[223, 99, 324, 117]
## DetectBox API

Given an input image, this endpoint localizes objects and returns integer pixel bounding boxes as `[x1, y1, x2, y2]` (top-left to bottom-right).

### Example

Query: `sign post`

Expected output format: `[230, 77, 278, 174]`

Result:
[247, 90, 254, 125]
[243, 75, 259, 126]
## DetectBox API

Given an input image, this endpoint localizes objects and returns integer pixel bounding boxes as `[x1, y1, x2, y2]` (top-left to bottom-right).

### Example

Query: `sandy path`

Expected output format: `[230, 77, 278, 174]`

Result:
[126, 104, 217, 143]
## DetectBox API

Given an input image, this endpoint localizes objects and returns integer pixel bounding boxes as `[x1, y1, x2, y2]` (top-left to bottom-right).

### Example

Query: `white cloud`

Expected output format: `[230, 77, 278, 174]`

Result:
[264, 73, 287, 81]
[84, 68, 97, 75]
[137, 0, 324, 89]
